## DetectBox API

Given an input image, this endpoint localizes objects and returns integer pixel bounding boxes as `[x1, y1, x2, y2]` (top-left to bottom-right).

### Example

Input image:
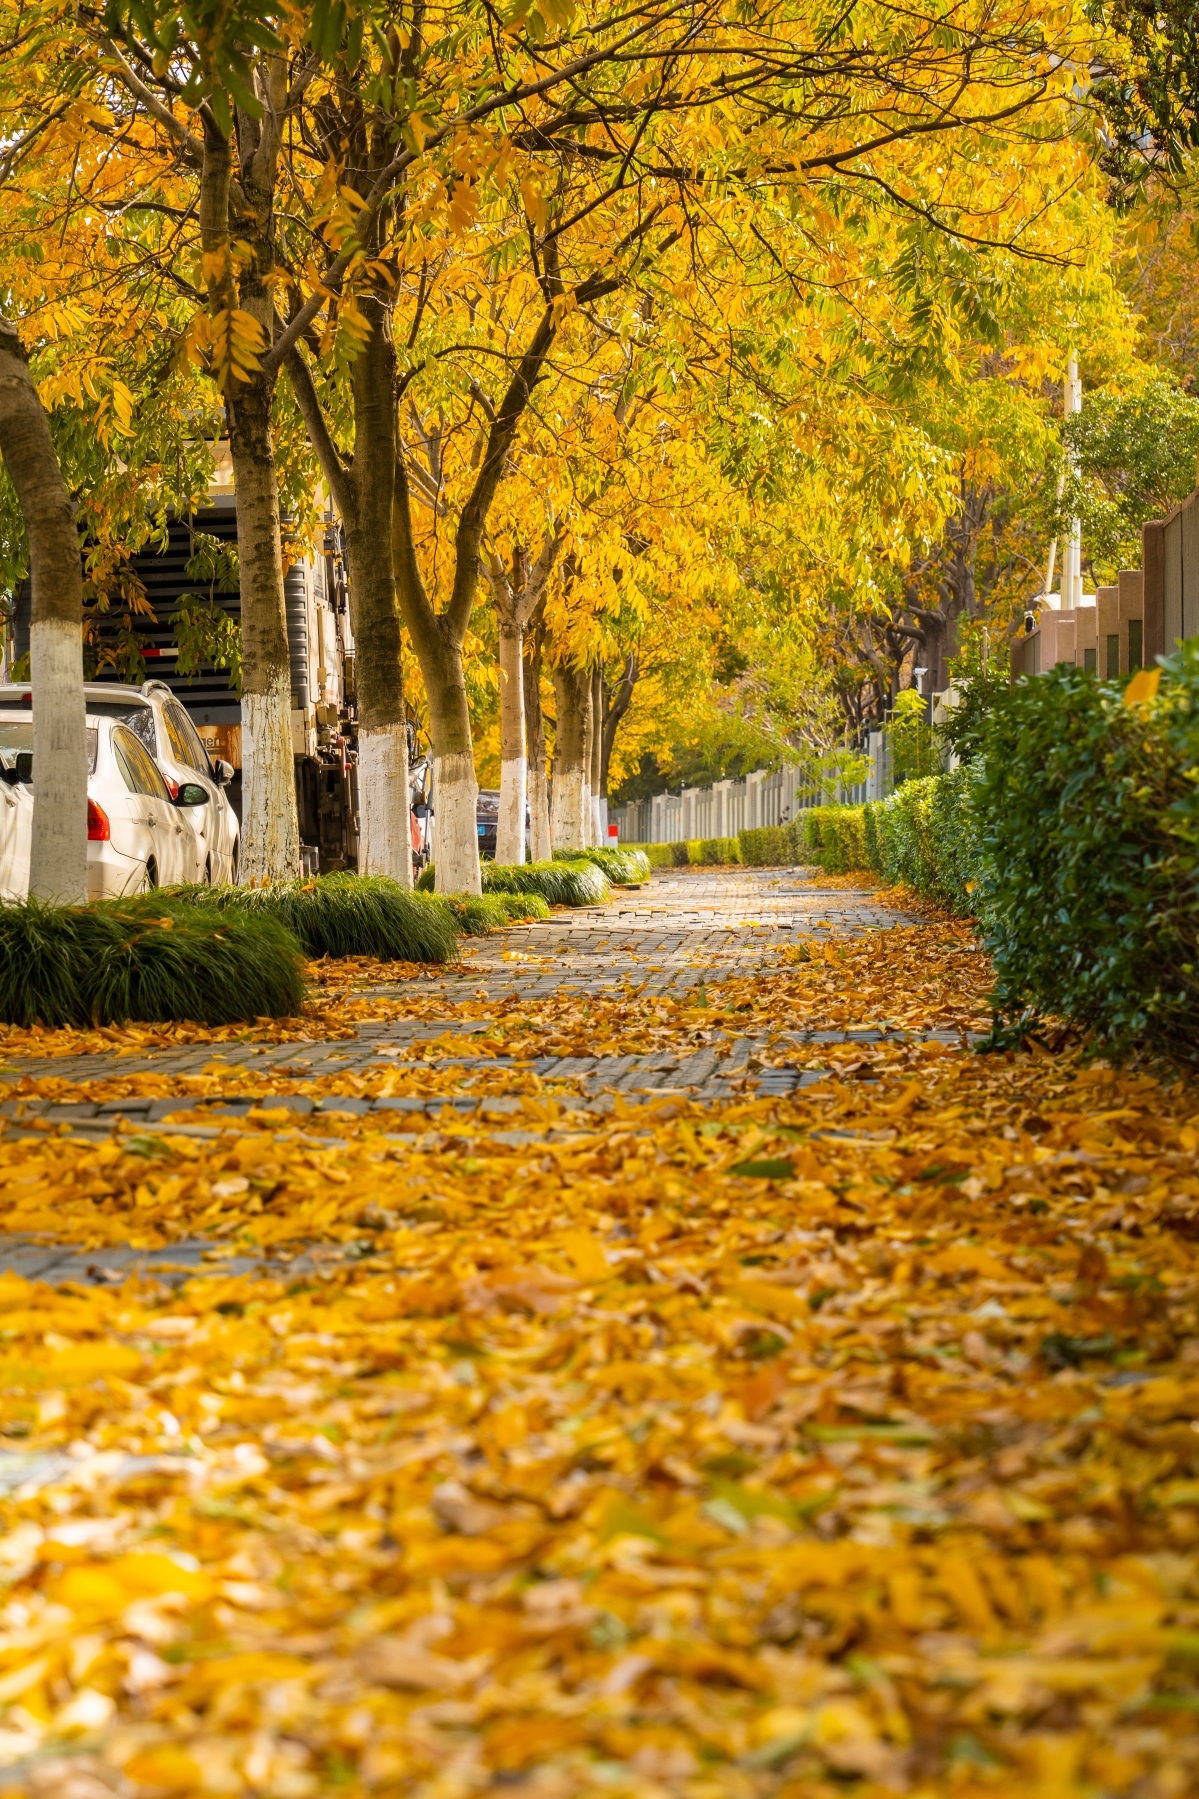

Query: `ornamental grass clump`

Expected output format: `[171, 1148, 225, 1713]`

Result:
[0, 899, 306, 1027]
[553, 846, 650, 882]
[421, 860, 610, 906]
[140, 873, 458, 963]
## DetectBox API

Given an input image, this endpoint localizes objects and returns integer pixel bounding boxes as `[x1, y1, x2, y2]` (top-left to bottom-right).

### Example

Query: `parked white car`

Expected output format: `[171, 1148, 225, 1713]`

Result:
[0, 685, 216, 898]
[119, 682, 238, 884]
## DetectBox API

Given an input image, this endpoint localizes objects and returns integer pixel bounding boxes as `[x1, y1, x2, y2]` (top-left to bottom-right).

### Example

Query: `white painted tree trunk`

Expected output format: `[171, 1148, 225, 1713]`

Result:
[552, 764, 589, 852]
[496, 628, 526, 865]
[529, 756, 551, 862]
[29, 617, 86, 904]
[358, 723, 412, 886]
[433, 749, 481, 894]
[240, 673, 299, 884]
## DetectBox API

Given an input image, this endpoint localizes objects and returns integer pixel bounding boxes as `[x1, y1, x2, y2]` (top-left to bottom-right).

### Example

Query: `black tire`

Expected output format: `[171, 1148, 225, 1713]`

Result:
[204, 858, 212, 886]
[230, 841, 240, 885]
[144, 859, 159, 891]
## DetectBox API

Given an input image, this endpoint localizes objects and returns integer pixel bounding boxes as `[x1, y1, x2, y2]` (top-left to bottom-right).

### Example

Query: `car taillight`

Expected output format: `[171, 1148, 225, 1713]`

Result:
[87, 799, 110, 841]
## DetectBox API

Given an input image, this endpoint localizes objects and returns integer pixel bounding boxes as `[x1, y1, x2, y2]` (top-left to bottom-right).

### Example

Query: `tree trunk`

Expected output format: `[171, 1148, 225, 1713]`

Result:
[496, 623, 526, 865]
[551, 661, 592, 852]
[600, 653, 638, 797]
[345, 299, 410, 885]
[525, 627, 551, 862]
[202, 105, 299, 884]
[590, 664, 605, 847]
[393, 463, 480, 894]
[0, 320, 86, 904]
[227, 379, 299, 883]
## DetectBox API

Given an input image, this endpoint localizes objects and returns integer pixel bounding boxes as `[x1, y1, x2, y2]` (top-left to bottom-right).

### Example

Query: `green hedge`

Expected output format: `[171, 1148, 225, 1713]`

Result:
[972, 655, 1199, 1061]
[137, 873, 458, 963]
[636, 838, 743, 867]
[738, 826, 793, 866]
[0, 898, 306, 1027]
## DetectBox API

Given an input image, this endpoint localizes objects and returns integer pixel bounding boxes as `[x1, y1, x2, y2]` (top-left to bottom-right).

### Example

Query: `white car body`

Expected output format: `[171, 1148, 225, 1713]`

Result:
[123, 682, 239, 884]
[0, 685, 213, 899]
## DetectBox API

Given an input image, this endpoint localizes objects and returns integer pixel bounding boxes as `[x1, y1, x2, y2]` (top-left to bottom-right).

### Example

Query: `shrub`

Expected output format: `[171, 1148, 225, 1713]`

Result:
[799, 807, 867, 874]
[555, 846, 651, 882]
[641, 843, 675, 868]
[738, 826, 791, 866]
[139, 873, 458, 963]
[691, 837, 742, 865]
[972, 660, 1199, 1060]
[0, 898, 306, 1027]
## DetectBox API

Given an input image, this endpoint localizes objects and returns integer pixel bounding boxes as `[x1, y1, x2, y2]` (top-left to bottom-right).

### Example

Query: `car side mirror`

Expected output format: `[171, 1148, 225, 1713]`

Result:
[14, 753, 32, 785]
[212, 759, 234, 786]
[174, 783, 209, 807]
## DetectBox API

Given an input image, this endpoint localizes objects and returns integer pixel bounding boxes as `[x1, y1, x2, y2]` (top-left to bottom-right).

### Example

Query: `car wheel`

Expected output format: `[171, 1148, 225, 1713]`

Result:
[204, 857, 212, 886]
[145, 858, 159, 891]
[230, 842, 240, 884]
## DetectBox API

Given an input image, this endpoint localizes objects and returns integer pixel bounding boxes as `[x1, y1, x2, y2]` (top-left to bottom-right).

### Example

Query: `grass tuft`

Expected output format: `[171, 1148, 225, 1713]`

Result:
[0, 899, 306, 1027]
[129, 873, 458, 963]
[418, 860, 610, 907]
[555, 846, 650, 882]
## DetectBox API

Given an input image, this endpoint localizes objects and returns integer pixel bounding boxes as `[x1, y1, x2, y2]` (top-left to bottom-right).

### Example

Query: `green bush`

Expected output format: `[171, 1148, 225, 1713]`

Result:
[972, 658, 1199, 1060]
[799, 807, 867, 874]
[554, 845, 651, 883]
[641, 843, 675, 867]
[691, 837, 742, 865]
[738, 826, 791, 866]
[0, 898, 306, 1027]
[140, 873, 457, 963]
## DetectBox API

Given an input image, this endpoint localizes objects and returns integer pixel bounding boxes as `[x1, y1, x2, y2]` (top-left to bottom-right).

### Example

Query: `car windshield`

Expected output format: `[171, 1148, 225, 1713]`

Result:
[0, 720, 98, 774]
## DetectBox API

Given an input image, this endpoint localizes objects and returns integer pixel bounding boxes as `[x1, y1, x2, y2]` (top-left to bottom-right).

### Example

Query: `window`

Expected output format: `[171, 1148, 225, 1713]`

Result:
[1084, 647, 1097, 673]
[119, 706, 158, 756]
[0, 722, 97, 773]
[165, 700, 211, 776]
[1106, 634, 1120, 679]
[1128, 619, 1143, 672]
[112, 726, 170, 799]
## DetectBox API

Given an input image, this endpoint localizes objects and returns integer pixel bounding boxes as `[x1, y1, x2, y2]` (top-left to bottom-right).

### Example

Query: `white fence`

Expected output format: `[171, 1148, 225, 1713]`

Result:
[612, 728, 892, 845]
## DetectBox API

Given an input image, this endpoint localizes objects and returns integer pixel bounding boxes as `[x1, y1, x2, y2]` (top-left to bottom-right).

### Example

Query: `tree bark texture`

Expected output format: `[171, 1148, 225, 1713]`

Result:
[551, 661, 593, 852]
[590, 664, 605, 846]
[393, 461, 480, 894]
[202, 97, 299, 882]
[0, 319, 87, 903]
[485, 537, 561, 866]
[497, 625, 526, 865]
[286, 294, 411, 886]
[524, 624, 551, 863]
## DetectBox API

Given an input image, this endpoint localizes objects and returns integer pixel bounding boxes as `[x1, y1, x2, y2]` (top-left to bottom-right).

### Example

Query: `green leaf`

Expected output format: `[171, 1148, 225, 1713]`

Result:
[730, 1158, 793, 1180]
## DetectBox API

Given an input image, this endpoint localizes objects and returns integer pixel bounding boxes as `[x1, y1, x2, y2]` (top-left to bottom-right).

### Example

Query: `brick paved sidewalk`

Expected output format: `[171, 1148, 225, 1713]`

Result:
[0, 866, 964, 1281]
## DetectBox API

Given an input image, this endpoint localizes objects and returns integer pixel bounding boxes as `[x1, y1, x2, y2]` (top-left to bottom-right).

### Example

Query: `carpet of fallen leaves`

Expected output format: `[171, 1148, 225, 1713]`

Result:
[0, 1024, 1196, 1795]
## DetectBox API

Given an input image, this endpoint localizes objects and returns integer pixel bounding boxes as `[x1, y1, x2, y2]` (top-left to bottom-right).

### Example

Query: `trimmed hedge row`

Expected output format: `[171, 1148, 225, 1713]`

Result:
[801, 779, 978, 915]
[639, 838, 744, 867]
